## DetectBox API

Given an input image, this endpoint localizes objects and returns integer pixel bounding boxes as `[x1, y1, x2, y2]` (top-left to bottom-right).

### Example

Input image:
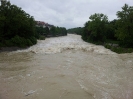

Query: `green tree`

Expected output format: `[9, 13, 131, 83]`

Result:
[82, 13, 108, 44]
[115, 4, 133, 47]
[35, 26, 45, 35]
[44, 27, 50, 36]
[0, 0, 37, 47]
[60, 27, 67, 36]
[67, 27, 83, 35]
[105, 19, 117, 40]
[82, 21, 90, 41]
[49, 26, 67, 36]
[50, 27, 56, 36]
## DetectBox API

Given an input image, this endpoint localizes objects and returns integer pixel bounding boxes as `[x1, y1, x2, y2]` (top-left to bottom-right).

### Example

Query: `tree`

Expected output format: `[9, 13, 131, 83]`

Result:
[49, 26, 67, 36]
[82, 13, 108, 44]
[115, 4, 133, 47]
[35, 26, 45, 35]
[0, 0, 37, 47]
[67, 27, 83, 35]
[105, 19, 117, 40]
[50, 27, 56, 36]
[44, 27, 49, 36]
[60, 27, 67, 36]
[81, 21, 90, 41]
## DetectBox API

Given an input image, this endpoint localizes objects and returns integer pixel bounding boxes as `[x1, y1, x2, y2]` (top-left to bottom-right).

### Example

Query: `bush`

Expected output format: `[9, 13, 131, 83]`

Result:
[0, 43, 5, 47]
[29, 37, 37, 44]
[26, 39, 33, 46]
[104, 44, 133, 54]
[0, 0, 37, 48]
[5, 40, 14, 47]
[39, 35, 45, 40]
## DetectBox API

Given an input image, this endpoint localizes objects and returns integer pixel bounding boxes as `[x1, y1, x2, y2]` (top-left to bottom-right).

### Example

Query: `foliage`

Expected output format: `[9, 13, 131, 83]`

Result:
[81, 4, 133, 53]
[104, 44, 133, 54]
[44, 27, 50, 35]
[81, 13, 108, 44]
[35, 25, 67, 38]
[49, 26, 67, 36]
[39, 35, 45, 40]
[35, 26, 46, 35]
[49, 27, 56, 36]
[1, 35, 33, 47]
[35, 26, 50, 39]
[67, 27, 83, 35]
[82, 21, 90, 41]
[115, 4, 133, 47]
[105, 19, 117, 40]
[82, 16, 118, 44]
[0, 0, 37, 47]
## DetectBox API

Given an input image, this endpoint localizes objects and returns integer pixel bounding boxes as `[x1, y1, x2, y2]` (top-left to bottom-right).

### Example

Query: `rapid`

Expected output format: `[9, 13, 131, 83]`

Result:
[0, 34, 133, 99]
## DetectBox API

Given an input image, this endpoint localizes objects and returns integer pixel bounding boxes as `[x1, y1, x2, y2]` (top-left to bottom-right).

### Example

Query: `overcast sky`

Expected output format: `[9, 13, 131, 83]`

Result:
[9, 0, 133, 29]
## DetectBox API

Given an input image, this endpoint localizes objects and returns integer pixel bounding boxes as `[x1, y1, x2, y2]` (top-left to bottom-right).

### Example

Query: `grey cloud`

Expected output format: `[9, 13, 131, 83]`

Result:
[10, 0, 133, 29]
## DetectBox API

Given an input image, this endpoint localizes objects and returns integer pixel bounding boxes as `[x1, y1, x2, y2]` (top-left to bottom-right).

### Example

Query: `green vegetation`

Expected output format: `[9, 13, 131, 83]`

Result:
[0, 0, 67, 49]
[35, 26, 67, 37]
[67, 27, 83, 35]
[0, 0, 132, 53]
[115, 4, 133, 48]
[79, 4, 133, 53]
[104, 44, 133, 54]
[39, 35, 45, 40]
[35, 26, 49, 38]
[0, 0, 37, 48]
[82, 13, 108, 44]
[49, 26, 67, 37]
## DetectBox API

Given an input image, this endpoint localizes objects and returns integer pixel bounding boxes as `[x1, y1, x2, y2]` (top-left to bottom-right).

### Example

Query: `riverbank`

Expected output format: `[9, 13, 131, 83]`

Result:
[104, 44, 133, 54]
[81, 38, 133, 54]
[0, 47, 28, 52]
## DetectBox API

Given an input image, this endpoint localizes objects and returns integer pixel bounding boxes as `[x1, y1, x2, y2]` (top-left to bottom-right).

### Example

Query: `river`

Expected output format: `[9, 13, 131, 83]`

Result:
[0, 34, 133, 99]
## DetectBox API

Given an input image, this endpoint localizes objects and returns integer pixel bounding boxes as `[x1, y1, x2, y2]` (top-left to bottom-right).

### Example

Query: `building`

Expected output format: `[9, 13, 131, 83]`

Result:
[35, 21, 54, 29]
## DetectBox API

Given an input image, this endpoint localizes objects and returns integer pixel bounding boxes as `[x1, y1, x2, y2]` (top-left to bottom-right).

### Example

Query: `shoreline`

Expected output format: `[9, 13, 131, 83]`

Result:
[0, 47, 28, 52]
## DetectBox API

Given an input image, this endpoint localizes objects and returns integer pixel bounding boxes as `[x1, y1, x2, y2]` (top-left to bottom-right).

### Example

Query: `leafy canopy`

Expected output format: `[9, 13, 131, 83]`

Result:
[82, 13, 108, 43]
[115, 4, 133, 47]
[0, 0, 37, 47]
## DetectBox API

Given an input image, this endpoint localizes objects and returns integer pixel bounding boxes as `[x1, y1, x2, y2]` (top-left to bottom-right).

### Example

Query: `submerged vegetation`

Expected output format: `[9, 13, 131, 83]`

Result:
[68, 4, 133, 53]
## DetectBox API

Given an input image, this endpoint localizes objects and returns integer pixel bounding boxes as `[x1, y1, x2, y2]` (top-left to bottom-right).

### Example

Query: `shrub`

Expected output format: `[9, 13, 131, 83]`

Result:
[26, 39, 33, 46]
[29, 37, 37, 44]
[39, 35, 45, 40]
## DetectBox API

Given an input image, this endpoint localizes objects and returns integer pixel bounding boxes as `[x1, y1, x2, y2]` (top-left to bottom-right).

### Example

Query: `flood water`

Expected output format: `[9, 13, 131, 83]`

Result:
[0, 34, 133, 99]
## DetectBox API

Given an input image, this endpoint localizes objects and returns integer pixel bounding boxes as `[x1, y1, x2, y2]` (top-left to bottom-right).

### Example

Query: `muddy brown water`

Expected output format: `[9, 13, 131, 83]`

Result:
[0, 34, 133, 99]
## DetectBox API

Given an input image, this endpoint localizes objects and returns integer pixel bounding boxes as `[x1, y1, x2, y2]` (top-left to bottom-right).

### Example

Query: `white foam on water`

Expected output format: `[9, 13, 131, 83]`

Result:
[13, 34, 116, 54]
[1, 34, 133, 99]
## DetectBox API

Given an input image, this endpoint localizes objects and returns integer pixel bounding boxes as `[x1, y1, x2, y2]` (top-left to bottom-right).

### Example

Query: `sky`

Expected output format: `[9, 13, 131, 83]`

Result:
[9, 0, 133, 29]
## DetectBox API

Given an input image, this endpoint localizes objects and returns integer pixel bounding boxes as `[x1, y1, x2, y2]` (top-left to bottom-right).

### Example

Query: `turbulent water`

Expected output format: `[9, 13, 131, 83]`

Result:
[0, 34, 133, 99]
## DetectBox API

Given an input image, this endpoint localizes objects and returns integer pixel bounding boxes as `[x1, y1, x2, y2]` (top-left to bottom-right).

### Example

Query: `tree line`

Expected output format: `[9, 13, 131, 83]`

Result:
[68, 4, 133, 53]
[0, 0, 67, 48]
[0, 0, 38, 48]
[67, 27, 83, 35]
[35, 26, 67, 38]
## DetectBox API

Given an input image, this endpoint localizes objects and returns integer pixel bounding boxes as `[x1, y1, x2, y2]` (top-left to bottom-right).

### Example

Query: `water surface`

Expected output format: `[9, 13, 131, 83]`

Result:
[0, 34, 133, 99]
